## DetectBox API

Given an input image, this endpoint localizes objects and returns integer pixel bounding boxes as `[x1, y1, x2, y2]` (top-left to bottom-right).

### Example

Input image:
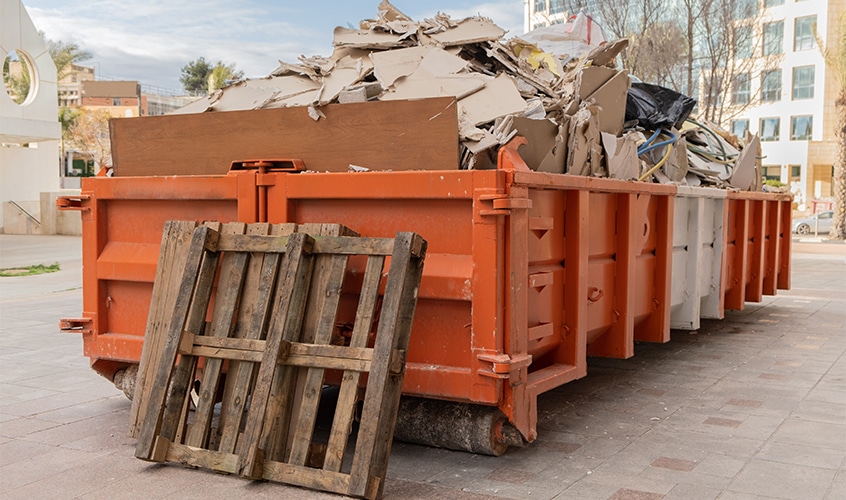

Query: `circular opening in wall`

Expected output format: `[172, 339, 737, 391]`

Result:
[3, 49, 38, 105]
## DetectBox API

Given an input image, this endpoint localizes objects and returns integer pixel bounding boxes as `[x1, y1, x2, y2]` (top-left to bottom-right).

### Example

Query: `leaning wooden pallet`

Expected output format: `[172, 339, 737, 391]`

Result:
[133, 221, 427, 500]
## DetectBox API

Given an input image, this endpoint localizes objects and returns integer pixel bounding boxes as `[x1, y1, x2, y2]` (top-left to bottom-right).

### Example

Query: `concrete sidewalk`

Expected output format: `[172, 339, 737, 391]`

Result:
[1, 234, 844, 499]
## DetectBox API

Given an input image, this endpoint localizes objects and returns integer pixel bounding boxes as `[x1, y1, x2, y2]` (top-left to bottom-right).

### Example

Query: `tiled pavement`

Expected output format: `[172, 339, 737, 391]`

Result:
[1, 234, 844, 500]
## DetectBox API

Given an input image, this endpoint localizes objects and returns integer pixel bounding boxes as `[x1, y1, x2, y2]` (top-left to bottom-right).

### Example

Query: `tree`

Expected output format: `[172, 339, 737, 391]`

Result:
[208, 62, 244, 92]
[180, 57, 212, 96]
[180, 58, 243, 95]
[817, 14, 846, 240]
[2, 51, 31, 104]
[67, 108, 112, 172]
[45, 37, 92, 81]
[58, 106, 80, 173]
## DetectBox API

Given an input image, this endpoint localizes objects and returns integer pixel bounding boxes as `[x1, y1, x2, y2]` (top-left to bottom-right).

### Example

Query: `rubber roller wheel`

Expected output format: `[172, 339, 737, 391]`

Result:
[393, 396, 526, 456]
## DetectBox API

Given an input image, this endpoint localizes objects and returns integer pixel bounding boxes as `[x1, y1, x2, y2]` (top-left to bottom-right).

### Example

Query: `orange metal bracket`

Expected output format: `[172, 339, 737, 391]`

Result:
[56, 195, 91, 211]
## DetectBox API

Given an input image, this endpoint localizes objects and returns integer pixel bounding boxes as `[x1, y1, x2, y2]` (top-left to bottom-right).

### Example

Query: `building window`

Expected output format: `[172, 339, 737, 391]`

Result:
[763, 165, 782, 180]
[763, 21, 783, 55]
[761, 69, 782, 101]
[549, 0, 564, 14]
[790, 115, 813, 140]
[734, 25, 753, 59]
[792, 65, 815, 100]
[764, 0, 784, 6]
[734, 0, 757, 20]
[760, 117, 780, 141]
[794, 16, 817, 51]
[790, 165, 801, 179]
[534, 0, 546, 12]
[731, 119, 750, 137]
[732, 73, 751, 104]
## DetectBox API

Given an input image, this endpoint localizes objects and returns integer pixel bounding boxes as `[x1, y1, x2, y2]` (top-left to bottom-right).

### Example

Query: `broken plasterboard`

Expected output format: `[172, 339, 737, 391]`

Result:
[333, 26, 406, 49]
[380, 75, 488, 101]
[370, 46, 432, 87]
[567, 105, 602, 177]
[314, 55, 372, 105]
[458, 73, 527, 126]
[601, 131, 639, 180]
[729, 134, 760, 191]
[208, 83, 277, 112]
[581, 69, 630, 135]
[576, 66, 618, 99]
[513, 116, 567, 174]
[429, 16, 506, 46]
[662, 134, 688, 182]
[415, 48, 470, 77]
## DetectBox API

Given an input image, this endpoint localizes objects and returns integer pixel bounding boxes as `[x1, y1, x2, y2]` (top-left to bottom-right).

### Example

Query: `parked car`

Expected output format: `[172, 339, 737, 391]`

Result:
[792, 210, 833, 235]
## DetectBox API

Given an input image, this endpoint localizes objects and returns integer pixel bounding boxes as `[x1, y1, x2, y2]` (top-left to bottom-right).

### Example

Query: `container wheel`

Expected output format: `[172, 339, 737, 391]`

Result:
[393, 397, 526, 456]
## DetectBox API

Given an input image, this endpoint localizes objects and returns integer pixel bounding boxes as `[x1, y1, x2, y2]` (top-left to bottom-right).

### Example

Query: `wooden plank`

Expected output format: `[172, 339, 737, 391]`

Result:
[219, 223, 294, 455]
[129, 220, 198, 438]
[135, 224, 220, 460]
[165, 442, 240, 474]
[238, 233, 315, 479]
[215, 234, 394, 256]
[286, 343, 374, 362]
[186, 223, 249, 449]
[287, 224, 352, 466]
[348, 232, 427, 498]
[158, 223, 224, 447]
[262, 460, 351, 497]
[110, 97, 459, 176]
[323, 255, 385, 472]
[187, 345, 265, 363]
[184, 335, 267, 353]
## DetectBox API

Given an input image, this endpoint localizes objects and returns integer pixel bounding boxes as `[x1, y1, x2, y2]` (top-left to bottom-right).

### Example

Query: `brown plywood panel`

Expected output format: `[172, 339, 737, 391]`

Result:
[111, 97, 459, 176]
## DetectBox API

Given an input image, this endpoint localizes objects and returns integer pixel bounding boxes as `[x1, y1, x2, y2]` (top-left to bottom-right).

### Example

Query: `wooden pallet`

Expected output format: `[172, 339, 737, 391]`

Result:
[133, 221, 426, 499]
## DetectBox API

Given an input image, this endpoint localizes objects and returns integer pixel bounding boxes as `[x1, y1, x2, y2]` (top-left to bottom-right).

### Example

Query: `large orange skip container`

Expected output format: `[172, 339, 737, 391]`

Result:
[59, 140, 791, 451]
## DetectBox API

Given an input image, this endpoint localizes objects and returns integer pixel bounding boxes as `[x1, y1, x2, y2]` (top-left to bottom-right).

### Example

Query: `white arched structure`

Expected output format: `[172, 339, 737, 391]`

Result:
[1, 0, 63, 233]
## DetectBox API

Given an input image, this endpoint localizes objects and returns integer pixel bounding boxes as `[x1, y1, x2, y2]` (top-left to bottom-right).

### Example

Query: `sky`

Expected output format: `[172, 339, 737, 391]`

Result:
[23, 1, 526, 94]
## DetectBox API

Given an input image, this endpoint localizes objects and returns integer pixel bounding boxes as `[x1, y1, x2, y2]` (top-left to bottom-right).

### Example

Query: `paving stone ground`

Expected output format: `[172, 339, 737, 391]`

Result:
[1, 234, 844, 500]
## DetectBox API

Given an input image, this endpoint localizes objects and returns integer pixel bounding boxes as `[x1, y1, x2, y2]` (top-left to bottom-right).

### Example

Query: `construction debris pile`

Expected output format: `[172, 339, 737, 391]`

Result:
[173, 0, 765, 191]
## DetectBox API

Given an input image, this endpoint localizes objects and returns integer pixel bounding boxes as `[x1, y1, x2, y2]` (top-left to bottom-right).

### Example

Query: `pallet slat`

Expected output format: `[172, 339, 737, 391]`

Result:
[132, 221, 426, 499]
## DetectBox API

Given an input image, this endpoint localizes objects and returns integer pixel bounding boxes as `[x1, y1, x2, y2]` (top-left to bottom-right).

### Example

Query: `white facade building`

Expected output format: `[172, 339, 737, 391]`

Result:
[522, 0, 841, 212]
[728, 0, 841, 211]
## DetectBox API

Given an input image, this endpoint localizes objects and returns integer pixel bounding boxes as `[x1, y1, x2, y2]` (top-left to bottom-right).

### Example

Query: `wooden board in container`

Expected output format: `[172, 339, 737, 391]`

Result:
[110, 97, 458, 176]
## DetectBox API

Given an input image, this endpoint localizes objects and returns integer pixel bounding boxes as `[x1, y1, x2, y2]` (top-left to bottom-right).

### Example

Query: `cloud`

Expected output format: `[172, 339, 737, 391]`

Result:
[25, 0, 527, 93]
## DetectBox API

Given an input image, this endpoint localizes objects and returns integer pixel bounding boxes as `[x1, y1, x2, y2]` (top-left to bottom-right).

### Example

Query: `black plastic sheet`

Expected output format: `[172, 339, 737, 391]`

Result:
[625, 82, 696, 130]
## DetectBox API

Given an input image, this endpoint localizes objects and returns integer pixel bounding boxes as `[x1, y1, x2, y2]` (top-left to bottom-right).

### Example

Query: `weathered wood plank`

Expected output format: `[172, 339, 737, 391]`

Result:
[215, 234, 393, 256]
[220, 223, 294, 455]
[158, 223, 224, 447]
[238, 233, 314, 479]
[129, 220, 198, 438]
[187, 223, 249, 449]
[262, 460, 351, 497]
[164, 441, 240, 474]
[323, 254, 385, 472]
[110, 97, 459, 176]
[135, 224, 220, 460]
[287, 224, 352, 466]
[348, 232, 427, 498]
